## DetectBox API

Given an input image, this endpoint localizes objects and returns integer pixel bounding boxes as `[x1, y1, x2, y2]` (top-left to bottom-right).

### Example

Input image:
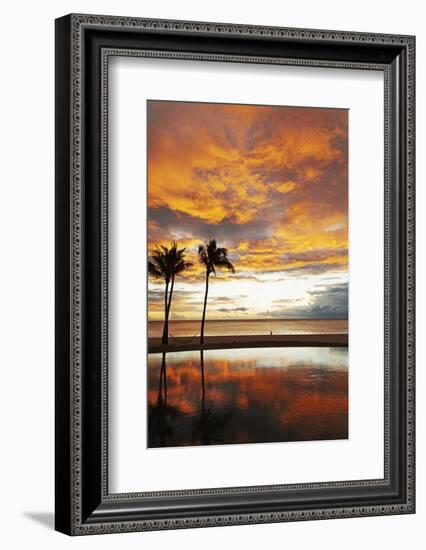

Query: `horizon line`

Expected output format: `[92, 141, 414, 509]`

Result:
[148, 317, 348, 322]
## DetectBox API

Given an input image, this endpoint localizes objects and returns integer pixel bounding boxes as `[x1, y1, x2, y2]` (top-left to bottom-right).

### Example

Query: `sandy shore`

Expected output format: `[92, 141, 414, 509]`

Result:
[148, 333, 348, 354]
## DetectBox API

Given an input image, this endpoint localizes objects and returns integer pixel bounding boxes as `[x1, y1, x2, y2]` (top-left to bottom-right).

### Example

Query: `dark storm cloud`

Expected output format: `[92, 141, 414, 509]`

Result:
[148, 206, 274, 245]
[266, 283, 348, 319]
[307, 283, 348, 318]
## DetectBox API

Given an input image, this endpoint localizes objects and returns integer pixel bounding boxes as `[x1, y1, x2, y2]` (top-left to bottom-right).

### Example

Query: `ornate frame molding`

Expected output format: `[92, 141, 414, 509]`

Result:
[55, 14, 415, 535]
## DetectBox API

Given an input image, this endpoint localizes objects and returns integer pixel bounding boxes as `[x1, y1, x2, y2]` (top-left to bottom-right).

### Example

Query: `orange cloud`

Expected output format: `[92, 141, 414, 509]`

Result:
[147, 101, 348, 319]
[276, 181, 297, 193]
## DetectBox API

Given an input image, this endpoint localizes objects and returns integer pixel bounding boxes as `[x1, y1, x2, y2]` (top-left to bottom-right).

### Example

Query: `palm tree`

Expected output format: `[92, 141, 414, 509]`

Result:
[198, 239, 235, 345]
[148, 241, 192, 345]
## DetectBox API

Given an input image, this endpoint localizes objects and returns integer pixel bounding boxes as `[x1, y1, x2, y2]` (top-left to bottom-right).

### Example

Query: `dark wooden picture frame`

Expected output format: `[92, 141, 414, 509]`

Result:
[55, 13, 415, 535]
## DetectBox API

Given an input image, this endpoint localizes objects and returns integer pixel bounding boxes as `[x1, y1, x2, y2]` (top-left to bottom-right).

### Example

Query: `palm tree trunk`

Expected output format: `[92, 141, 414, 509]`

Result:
[161, 281, 169, 345]
[166, 275, 175, 320]
[161, 275, 175, 347]
[200, 271, 209, 345]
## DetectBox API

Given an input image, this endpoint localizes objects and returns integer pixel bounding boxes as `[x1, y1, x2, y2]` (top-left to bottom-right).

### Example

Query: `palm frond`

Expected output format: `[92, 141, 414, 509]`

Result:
[215, 247, 228, 258]
[148, 241, 192, 283]
[198, 245, 209, 268]
[215, 257, 235, 273]
[150, 253, 169, 276]
[174, 260, 193, 275]
[198, 239, 235, 276]
[207, 239, 217, 257]
[148, 261, 163, 279]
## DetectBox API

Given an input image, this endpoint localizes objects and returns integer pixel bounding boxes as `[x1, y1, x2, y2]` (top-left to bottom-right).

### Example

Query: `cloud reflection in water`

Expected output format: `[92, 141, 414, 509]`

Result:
[148, 347, 348, 448]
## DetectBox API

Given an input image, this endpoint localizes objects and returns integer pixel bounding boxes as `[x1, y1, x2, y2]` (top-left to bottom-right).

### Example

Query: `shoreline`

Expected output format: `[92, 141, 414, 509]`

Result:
[148, 333, 348, 354]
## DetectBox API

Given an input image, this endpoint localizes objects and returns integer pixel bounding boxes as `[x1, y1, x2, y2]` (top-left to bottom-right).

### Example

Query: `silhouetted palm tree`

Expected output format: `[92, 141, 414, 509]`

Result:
[148, 241, 192, 345]
[198, 239, 234, 344]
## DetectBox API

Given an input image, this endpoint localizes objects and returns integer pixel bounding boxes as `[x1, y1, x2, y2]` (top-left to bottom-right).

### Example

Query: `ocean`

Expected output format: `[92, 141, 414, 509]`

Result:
[148, 319, 348, 338]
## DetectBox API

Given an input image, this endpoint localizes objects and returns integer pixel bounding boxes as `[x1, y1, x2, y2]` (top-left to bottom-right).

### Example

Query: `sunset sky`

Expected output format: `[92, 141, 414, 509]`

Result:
[147, 100, 348, 321]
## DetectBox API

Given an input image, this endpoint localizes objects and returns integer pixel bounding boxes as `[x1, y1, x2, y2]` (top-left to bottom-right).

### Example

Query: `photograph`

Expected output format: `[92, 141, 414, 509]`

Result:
[51, 9, 415, 538]
[147, 100, 349, 448]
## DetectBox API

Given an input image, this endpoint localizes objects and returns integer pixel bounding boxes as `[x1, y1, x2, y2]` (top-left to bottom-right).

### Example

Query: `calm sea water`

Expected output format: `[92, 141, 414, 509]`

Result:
[148, 319, 348, 338]
[148, 347, 348, 448]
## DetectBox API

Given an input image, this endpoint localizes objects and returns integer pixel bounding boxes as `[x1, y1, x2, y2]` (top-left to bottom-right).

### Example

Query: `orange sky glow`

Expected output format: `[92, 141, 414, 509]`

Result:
[147, 100, 348, 321]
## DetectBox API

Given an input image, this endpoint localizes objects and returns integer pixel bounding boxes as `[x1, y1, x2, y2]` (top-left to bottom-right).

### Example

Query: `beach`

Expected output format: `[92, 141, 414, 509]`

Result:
[148, 333, 348, 353]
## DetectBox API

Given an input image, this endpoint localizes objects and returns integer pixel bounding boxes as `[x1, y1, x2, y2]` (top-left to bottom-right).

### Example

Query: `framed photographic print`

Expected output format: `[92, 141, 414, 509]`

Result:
[55, 14, 415, 535]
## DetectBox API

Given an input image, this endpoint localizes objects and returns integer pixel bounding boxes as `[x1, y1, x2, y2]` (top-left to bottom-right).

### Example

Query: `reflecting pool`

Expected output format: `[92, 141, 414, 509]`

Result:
[147, 347, 348, 448]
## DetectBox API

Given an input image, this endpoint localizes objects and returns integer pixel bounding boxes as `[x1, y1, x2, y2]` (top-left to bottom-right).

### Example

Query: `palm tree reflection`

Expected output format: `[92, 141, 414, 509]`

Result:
[148, 353, 180, 447]
[191, 350, 232, 445]
[148, 350, 233, 447]
[200, 350, 206, 405]
[158, 353, 167, 404]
